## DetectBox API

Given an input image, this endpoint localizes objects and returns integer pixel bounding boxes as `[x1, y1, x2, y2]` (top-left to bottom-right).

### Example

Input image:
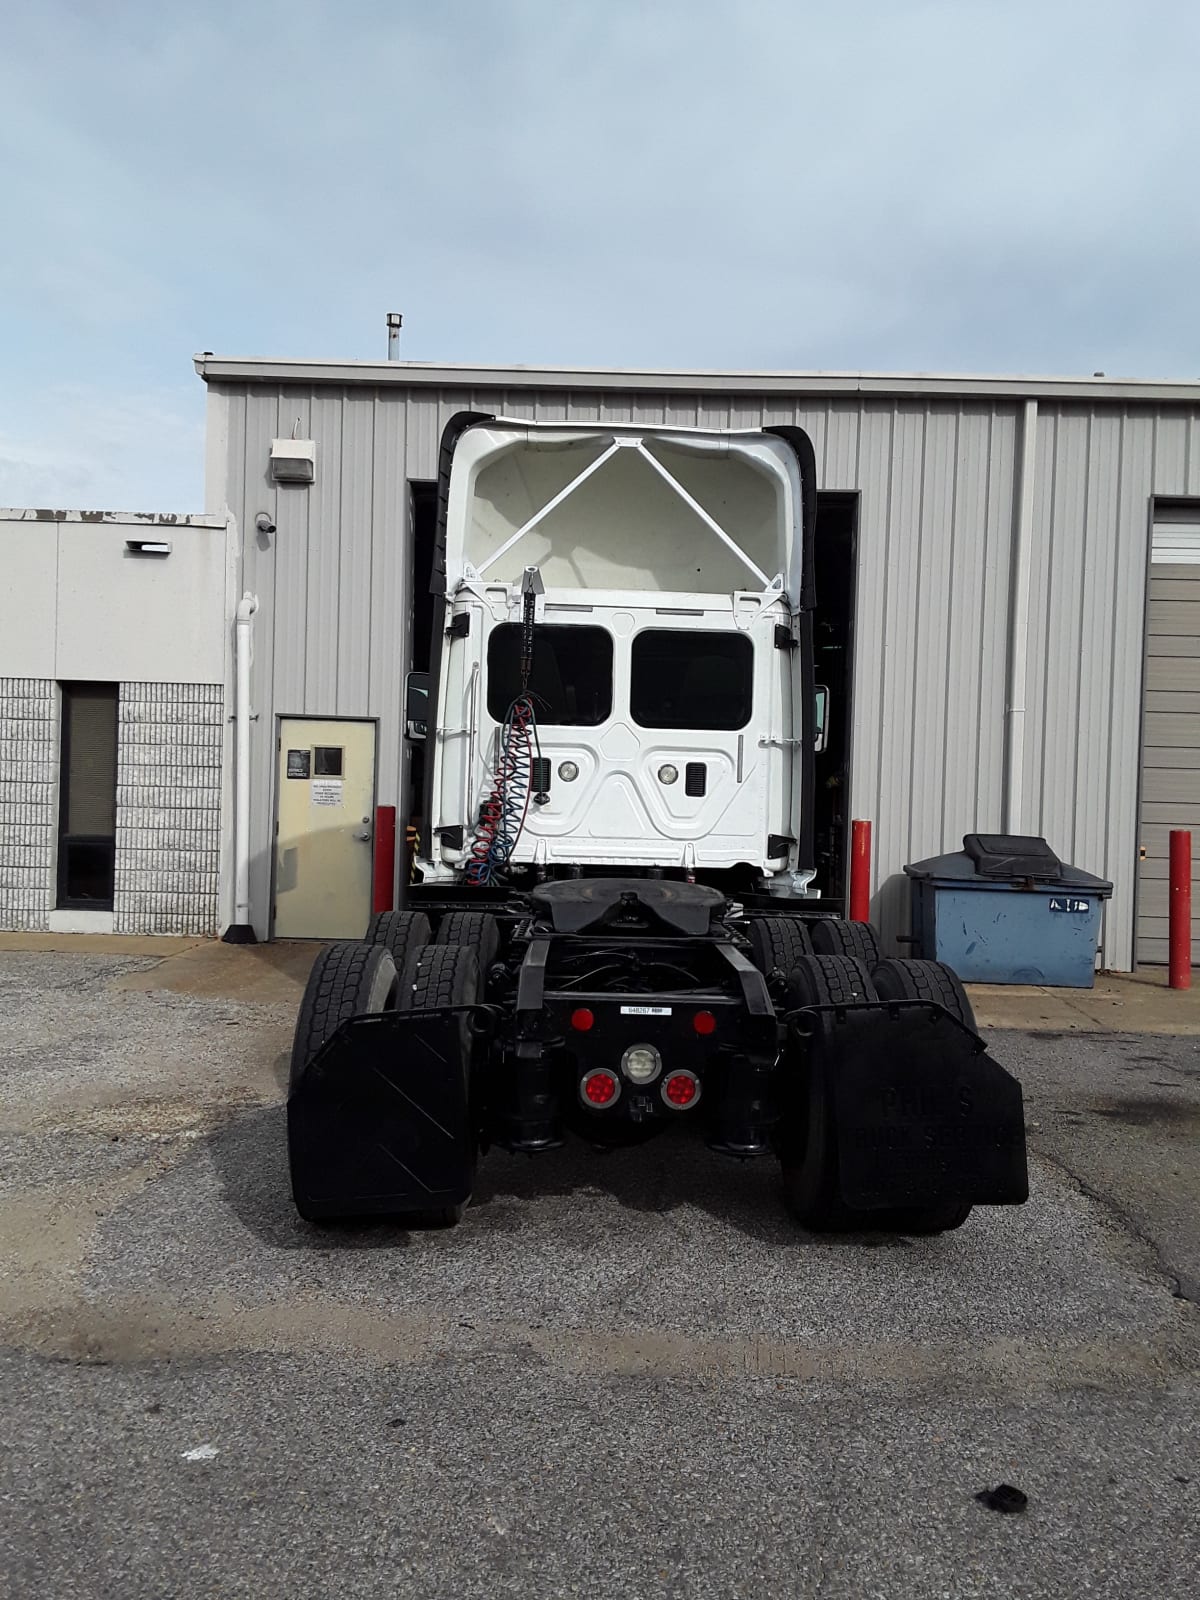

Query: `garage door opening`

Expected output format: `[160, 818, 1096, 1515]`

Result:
[813, 493, 859, 908]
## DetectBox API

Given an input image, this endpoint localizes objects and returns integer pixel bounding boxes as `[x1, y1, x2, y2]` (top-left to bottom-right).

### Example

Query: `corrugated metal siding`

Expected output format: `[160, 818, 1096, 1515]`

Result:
[1021, 408, 1195, 971]
[215, 381, 1200, 963]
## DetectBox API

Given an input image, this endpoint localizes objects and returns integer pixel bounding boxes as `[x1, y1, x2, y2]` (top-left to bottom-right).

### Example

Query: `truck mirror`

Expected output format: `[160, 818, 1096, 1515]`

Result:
[405, 671, 430, 742]
[814, 684, 830, 754]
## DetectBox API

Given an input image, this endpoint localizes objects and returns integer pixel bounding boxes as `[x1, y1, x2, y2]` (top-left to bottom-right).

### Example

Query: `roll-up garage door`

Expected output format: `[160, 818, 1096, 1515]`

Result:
[1137, 505, 1200, 963]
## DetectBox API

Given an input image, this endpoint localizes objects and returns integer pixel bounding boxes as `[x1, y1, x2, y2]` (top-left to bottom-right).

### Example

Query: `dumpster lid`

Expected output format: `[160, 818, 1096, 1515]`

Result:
[904, 835, 1112, 895]
[963, 834, 1061, 880]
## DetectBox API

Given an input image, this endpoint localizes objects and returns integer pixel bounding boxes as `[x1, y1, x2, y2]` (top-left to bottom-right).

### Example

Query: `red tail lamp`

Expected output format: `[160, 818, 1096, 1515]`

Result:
[580, 1068, 619, 1107]
[662, 1070, 700, 1109]
[692, 1010, 717, 1036]
[571, 1008, 595, 1032]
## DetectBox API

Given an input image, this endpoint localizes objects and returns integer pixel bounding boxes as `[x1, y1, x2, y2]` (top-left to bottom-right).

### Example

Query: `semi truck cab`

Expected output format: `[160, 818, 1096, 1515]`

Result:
[417, 417, 820, 893]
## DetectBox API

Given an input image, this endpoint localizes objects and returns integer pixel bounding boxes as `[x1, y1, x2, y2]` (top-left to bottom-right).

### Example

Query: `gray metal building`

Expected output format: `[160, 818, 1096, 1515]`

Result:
[198, 357, 1200, 968]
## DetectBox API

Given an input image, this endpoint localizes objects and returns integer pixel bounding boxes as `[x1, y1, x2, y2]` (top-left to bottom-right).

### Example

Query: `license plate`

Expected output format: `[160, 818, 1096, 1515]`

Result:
[620, 1005, 672, 1016]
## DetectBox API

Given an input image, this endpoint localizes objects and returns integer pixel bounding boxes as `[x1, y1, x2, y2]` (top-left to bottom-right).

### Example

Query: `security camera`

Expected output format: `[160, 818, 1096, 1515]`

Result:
[255, 512, 276, 535]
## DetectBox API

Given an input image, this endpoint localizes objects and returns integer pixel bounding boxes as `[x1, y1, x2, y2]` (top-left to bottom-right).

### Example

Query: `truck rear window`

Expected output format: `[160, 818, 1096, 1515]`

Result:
[487, 624, 613, 725]
[631, 630, 753, 730]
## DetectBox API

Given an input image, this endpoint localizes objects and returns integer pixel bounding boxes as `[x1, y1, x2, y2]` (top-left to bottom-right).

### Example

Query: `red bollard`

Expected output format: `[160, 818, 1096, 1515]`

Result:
[849, 819, 872, 923]
[373, 805, 397, 914]
[1169, 828, 1191, 990]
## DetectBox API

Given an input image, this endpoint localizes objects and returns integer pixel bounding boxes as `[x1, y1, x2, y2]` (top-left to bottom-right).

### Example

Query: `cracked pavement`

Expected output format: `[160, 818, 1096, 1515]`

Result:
[0, 949, 1197, 1599]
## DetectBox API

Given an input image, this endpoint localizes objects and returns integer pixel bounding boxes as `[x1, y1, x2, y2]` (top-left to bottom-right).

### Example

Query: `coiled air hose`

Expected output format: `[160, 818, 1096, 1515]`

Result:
[466, 694, 539, 885]
[467, 572, 543, 886]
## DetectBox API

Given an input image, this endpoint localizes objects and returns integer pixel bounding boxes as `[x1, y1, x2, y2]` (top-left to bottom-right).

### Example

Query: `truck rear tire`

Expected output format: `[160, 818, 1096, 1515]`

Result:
[779, 955, 876, 1230]
[861, 956, 976, 1234]
[289, 941, 398, 1099]
[779, 955, 970, 1234]
[877, 1200, 972, 1233]
[289, 947, 397, 1223]
[782, 951, 876, 1011]
[809, 917, 881, 968]
[397, 943, 482, 1226]
[365, 909, 431, 973]
[871, 957, 976, 1031]
[432, 910, 500, 977]
[747, 915, 813, 980]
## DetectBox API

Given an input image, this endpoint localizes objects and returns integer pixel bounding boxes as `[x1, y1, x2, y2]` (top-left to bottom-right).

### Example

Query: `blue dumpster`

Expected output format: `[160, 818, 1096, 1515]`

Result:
[904, 834, 1112, 988]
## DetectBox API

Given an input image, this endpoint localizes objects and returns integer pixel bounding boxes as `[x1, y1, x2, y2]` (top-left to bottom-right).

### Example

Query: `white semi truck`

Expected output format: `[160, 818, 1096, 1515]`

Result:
[287, 414, 1028, 1233]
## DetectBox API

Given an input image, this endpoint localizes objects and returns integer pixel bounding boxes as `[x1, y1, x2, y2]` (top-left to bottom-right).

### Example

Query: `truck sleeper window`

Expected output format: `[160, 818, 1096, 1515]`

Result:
[631, 630, 753, 730]
[486, 624, 613, 725]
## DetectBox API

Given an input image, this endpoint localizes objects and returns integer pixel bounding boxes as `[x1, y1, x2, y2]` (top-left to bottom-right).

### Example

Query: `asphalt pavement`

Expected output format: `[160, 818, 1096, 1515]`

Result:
[0, 948, 1196, 1599]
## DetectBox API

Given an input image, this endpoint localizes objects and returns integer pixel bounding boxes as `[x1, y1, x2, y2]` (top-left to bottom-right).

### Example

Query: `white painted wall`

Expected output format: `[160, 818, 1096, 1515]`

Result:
[1, 529, 57, 677]
[0, 511, 231, 684]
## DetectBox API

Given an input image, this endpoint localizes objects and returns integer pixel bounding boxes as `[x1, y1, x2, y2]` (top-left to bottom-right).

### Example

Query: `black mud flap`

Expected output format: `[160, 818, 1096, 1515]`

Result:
[793, 1001, 1028, 1210]
[288, 1008, 483, 1221]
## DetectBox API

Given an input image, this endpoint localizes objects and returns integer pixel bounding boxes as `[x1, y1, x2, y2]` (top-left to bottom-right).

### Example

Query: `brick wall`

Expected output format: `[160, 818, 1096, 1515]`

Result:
[0, 678, 57, 931]
[114, 683, 224, 935]
[0, 680, 223, 936]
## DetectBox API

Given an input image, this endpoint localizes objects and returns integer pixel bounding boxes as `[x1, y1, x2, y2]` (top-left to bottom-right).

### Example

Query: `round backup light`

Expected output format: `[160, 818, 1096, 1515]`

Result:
[571, 1007, 595, 1032]
[657, 764, 679, 786]
[662, 1070, 701, 1109]
[621, 1044, 662, 1085]
[692, 1010, 717, 1036]
[581, 1069, 620, 1107]
[558, 761, 580, 783]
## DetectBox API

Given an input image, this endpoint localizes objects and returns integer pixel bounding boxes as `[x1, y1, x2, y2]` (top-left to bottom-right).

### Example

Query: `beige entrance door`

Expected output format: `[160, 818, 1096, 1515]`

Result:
[274, 719, 376, 938]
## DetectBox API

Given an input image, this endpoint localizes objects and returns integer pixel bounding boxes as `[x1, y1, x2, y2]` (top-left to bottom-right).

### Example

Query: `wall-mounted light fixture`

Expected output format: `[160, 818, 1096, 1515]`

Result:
[125, 539, 172, 556]
[269, 438, 316, 484]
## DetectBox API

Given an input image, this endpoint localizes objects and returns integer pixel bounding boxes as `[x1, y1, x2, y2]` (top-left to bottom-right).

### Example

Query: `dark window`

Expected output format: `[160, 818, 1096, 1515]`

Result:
[486, 625, 613, 725]
[631, 631, 754, 730]
[58, 683, 118, 909]
[314, 746, 343, 777]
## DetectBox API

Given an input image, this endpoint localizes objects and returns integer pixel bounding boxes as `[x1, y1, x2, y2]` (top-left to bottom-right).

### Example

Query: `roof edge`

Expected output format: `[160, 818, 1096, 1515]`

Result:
[193, 354, 1200, 405]
[0, 508, 224, 526]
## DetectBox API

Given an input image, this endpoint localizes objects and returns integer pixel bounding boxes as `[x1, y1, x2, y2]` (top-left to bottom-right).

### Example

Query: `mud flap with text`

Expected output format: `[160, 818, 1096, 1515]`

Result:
[288, 1009, 480, 1220]
[797, 1002, 1028, 1211]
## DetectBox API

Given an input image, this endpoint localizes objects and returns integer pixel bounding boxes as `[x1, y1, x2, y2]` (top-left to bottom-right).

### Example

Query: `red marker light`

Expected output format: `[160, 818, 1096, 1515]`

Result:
[571, 1008, 595, 1032]
[692, 1010, 716, 1036]
[662, 1071, 700, 1109]
[581, 1069, 619, 1107]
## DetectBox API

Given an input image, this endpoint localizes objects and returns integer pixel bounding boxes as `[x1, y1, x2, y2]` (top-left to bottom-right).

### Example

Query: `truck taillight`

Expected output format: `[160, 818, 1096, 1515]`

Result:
[571, 1008, 595, 1032]
[580, 1069, 619, 1107]
[692, 1010, 716, 1035]
[662, 1070, 700, 1109]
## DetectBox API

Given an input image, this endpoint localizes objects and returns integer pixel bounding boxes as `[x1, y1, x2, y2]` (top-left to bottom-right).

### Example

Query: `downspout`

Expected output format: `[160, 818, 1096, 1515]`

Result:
[224, 591, 260, 943]
[1003, 400, 1038, 833]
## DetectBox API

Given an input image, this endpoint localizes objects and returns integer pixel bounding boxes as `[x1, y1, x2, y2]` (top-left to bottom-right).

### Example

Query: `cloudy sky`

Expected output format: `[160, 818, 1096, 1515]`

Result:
[2, 0, 1198, 510]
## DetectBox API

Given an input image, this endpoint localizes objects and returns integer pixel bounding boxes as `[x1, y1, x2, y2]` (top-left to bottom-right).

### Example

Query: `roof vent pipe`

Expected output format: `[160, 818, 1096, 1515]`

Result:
[386, 312, 402, 360]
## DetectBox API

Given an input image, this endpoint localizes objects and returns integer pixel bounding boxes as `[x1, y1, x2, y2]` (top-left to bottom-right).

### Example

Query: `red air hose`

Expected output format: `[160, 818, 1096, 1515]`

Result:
[467, 695, 537, 885]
